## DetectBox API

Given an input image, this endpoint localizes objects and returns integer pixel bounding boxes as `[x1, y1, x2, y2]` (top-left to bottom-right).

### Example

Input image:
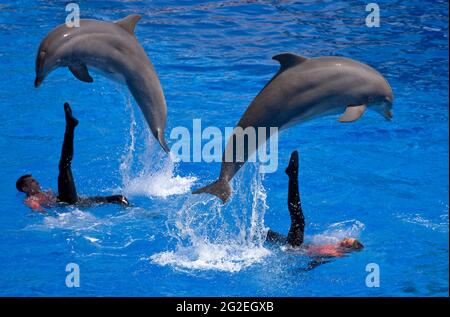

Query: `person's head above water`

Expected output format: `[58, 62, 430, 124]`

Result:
[338, 237, 364, 251]
[16, 174, 41, 196]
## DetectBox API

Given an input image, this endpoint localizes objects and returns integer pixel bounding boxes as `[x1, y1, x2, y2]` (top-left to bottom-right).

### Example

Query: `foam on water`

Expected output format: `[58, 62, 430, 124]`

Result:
[29, 208, 107, 232]
[84, 236, 100, 243]
[394, 211, 449, 233]
[25, 206, 155, 252]
[151, 163, 271, 273]
[119, 96, 197, 198]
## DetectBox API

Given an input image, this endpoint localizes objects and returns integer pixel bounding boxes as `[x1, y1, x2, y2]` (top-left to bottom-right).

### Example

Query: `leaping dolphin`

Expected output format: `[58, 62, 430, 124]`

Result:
[193, 53, 394, 203]
[34, 14, 170, 153]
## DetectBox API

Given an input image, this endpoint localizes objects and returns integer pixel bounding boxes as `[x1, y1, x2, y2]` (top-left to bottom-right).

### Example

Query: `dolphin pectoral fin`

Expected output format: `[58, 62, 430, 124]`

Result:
[272, 53, 308, 72]
[192, 179, 232, 204]
[69, 64, 93, 83]
[384, 109, 393, 121]
[338, 105, 367, 123]
[115, 14, 142, 35]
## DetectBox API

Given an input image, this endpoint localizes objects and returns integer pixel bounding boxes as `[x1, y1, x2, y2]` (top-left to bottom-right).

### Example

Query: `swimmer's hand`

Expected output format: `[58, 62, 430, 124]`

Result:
[64, 102, 79, 127]
[119, 195, 130, 207]
[106, 195, 130, 207]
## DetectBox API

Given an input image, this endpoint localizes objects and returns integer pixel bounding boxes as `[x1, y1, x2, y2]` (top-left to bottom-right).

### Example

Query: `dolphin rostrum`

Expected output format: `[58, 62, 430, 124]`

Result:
[193, 53, 394, 203]
[34, 14, 169, 152]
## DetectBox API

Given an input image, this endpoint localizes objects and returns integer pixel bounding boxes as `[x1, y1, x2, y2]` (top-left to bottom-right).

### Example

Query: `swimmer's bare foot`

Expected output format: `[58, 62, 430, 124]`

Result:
[285, 150, 299, 178]
[64, 102, 79, 128]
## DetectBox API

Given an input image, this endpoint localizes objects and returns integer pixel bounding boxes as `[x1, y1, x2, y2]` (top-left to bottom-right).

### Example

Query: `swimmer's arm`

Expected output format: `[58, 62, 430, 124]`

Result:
[306, 245, 344, 258]
[303, 258, 331, 272]
[45, 190, 58, 204]
[24, 198, 45, 213]
[266, 230, 287, 245]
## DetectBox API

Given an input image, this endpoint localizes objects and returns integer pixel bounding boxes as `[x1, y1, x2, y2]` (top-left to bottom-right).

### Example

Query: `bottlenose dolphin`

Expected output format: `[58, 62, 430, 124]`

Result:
[193, 53, 393, 203]
[34, 14, 169, 152]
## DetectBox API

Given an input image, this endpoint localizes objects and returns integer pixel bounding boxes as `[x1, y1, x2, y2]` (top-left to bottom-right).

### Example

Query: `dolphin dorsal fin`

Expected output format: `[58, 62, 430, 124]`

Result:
[272, 53, 308, 72]
[115, 14, 142, 35]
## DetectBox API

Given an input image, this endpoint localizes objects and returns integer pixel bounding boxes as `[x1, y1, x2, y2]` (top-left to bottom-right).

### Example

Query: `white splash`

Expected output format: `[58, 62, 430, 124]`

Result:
[124, 173, 197, 198]
[308, 219, 365, 245]
[119, 96, 196, 198]
[151, 163, 271, 272]
[151, 240, 270, 273]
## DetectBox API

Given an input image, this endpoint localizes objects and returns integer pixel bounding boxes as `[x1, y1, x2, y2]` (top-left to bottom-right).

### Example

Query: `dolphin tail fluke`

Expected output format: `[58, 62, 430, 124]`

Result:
[192, 179, 231, 203]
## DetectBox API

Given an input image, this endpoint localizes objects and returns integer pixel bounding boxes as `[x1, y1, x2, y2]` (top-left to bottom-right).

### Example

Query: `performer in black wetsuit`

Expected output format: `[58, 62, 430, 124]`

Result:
[266, 151, 363, 258]
[16, 103, 129, 211]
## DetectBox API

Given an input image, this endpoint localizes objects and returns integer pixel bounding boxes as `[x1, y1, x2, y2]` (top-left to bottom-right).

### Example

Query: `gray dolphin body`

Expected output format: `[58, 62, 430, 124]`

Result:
[193, 53, 394, 203]
[34, 14, 169, 152]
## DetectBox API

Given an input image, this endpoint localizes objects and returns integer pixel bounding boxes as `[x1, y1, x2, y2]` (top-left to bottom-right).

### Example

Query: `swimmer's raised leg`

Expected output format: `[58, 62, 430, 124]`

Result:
[57, 102, 79, 204]
[266, 150, 305, 247]
[285, 150, 305, 247]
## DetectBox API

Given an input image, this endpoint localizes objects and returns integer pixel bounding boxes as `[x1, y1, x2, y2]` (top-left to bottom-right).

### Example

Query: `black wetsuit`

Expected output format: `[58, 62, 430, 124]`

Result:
[266, 150, 305, 247]
[266, 152, 362, 271]
[57, 103, 128, 206]
[265, 151, 333, 271]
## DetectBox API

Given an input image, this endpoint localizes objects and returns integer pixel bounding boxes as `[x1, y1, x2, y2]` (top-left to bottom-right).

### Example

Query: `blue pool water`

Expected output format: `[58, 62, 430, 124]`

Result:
[0, 0, 448, 296]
